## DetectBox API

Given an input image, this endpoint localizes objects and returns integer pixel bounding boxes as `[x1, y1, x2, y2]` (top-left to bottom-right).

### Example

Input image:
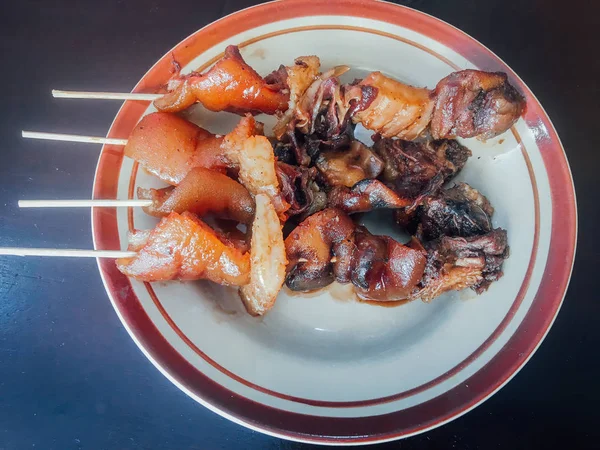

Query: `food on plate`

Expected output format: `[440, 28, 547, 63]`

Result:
[327, 179, 411, 214]
[397, 182, 509, 300]
[124, 112, 227, 185]
[137, 167, 255, 224]
[285, 208, 355, 291]
[350, 228, 426, 301]
[374, 137, 471, 208]
[345, 70, 525, 140]
[345, 71, 434, 140]
[115, 46, 523, 315]
[395, 182, 494, 240]
[223, 115, 290, 219]
[315, 140, 384, 188]
[276, 162, 327, 219]
[239, 194, 287, 315]
[116, 212, 250, 285]
[412, 229, 509, 301]
[285, 209, 427, 301]
[154, 45, 290, 115]
[430, 70, 526, 140]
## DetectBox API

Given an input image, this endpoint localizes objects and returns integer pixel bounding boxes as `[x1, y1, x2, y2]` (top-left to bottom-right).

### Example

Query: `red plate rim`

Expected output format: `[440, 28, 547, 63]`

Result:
[91, 0, 577, 444]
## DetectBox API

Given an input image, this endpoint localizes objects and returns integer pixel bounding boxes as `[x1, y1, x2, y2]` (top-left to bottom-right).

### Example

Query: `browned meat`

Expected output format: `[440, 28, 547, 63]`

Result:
[351, 227, 426, 301]
[284, 210, 427, 300]
[430, 70, 526, 139]
[346, 72, 435, 140]
[116, 212, 250, 285]
[124, 112, 227, 185]
[276, 162, 327, 219]
[395, 182, 494, 240]
[395, 182, 509, 300]
[285, 208, 355, 291]
[328, 179, 411, 214]
[137, 167, 255, 224]
[274, 67, 356, 166]
[374, 138, 471, 206]
[412, 229, 509, 300]
[315, 140, 384, 188]
[154, 45, 290, 115]
[211, 219, 250, 254]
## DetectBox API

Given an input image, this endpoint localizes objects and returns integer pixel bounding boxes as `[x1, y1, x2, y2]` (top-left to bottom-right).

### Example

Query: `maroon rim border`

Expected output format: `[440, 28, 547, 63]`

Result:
[91, 0, 577, 444]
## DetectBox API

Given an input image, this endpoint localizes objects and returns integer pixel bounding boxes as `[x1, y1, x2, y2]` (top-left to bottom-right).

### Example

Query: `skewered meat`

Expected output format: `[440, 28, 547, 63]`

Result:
[351, 227, 426, 301]
[239, 194, 288, 315]
[276, 162, 327, 219]
[116, 48, 515, 310]
[374, 138, 471, 206]
[327, 179, 411, 214]
[412, 229, 508, 301]
[211, 219, 250, 254]
[343, 70, 525, 140]
[315, 140, 384, 188]
[395, 182, 494, 240]
[430, 70, 526, 139]
[116, 212, 250, 285]
[137, 167, 255, 224]
[346, 72, 434, 140]
[274, 66, 354, 165]
[285, 208, 355, 291]
[272, 56, 321, 139]
[284, 209, 426, 301]
[223, 115, 289, 219]
[124, 112, 227, 185]
[396, 182, 509, 300]
[154, 45, 290, 115]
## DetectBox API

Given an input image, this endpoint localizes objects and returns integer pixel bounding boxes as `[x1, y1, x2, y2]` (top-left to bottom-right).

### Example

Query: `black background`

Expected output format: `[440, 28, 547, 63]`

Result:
[0, 0, 598, 449]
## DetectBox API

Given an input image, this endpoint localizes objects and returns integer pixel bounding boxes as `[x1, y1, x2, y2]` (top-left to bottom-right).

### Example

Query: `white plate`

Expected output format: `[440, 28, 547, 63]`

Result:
[92, 0, 576, 444]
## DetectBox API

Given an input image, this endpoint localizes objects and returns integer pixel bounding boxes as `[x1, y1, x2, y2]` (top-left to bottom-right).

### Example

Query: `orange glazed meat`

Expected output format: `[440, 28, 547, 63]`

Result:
[124, 112, 227, 185]
[154, 45, 290, 115]
[116, 212, 250, 285]
[137, 167, 255, 224]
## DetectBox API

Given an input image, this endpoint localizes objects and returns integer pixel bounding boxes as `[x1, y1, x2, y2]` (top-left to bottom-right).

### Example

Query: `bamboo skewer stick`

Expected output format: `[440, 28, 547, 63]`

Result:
[22, 131, 128, 146]
[0, 248, 136, 258]
[18, 199, 152, 208]
[52, 90, 162, 101]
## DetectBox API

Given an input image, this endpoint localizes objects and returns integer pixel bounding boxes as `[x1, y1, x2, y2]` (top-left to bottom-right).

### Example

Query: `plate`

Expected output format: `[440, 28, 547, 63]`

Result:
[91, 0, 576, 444]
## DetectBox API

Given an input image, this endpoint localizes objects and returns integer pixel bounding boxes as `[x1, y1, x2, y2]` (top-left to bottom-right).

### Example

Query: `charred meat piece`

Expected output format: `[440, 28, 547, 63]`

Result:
[274, 66, 356, 165]
[272, 56, 322, 139]
[396, 182, 494, 240]
[276, 162, 327, 219]
[430, 70, 526, 140]
[328, 179, 411, 214]
[137, 167, 255, 224]
[116, 212, 250, 285]
[154, 45, 290, 115]
[351, 227, 426, 301]
[412, 229, 509, 301]
[419, 183, 493, 240]
[285, 208, 356, 291]
[374, 138, 471, 205]
[124, 112, 227, 185]
[346, 72, 435, 140]
[315, 140, 384, 188]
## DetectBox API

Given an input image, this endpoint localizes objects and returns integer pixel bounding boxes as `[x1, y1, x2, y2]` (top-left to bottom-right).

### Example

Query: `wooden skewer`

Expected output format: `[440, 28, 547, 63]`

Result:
[52, 90, 162, 101]
[18, 199, 152, 208]
[22, 131, 128, 146]
[0, 248, 135, 258]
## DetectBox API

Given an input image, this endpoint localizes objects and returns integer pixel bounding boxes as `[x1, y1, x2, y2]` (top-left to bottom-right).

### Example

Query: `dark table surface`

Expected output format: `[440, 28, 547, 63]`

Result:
[1, 0, 598, 449]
